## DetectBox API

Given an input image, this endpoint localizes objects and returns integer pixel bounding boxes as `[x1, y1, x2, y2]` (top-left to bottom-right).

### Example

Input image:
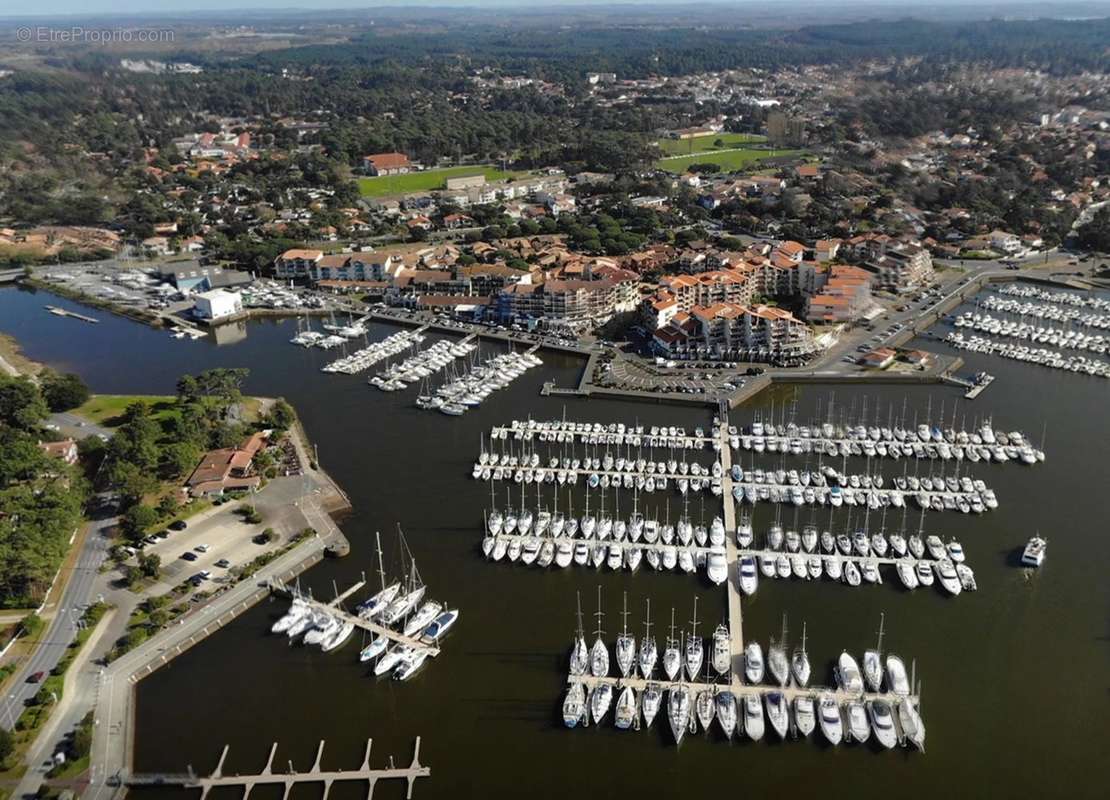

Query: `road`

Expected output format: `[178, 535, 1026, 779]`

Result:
[47, 412, 113, 442]
[0, 504, 117, 731]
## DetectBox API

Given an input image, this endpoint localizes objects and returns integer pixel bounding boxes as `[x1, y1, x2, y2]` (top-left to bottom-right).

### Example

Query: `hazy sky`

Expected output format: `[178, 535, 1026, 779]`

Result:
[1, 0, 1102, 18]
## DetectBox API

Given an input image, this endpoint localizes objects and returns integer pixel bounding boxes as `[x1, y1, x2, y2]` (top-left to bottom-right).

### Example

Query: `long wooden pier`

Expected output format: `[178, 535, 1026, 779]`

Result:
[270, 580, 440, 656]
[121, 737, 429, 800]
[719, 422, 745, 680]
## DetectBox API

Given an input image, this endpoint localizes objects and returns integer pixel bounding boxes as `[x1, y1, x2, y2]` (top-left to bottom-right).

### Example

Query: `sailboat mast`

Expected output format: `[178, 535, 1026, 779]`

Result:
[375, 530, 387, 593]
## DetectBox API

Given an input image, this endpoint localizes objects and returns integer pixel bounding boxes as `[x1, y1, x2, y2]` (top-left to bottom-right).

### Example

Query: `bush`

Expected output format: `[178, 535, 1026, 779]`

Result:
[20, 613, 44, 639]
[40, 371, 90, 412]
[0, 726, 14, 764]
[122, 504, 159, 542]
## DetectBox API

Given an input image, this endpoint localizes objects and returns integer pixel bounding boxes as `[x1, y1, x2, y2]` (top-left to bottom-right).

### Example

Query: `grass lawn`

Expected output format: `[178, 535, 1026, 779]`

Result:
[655, 147, 804, 174]
[656, 132, 767, 156]
[72, 395, 176, 428]
[357, 165, 528, 198]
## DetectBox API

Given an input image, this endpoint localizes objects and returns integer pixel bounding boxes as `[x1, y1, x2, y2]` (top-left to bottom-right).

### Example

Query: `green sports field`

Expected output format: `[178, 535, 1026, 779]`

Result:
[357, 165, 527, 197]
[655, 147, 803, 174]
[656, 132, 767, 156]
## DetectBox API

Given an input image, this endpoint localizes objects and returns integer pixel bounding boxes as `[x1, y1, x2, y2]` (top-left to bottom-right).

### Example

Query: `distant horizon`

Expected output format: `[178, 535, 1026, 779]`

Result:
[5, 0, 1110, 21]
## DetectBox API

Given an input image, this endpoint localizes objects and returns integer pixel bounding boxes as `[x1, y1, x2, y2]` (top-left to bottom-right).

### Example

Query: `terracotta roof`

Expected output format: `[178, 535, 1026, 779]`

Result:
[364, 152, 410, 169]
[280, 249, 323, 260]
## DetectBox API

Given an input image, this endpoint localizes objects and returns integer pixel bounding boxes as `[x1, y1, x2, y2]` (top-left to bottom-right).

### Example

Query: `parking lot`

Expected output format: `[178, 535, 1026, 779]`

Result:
[124, 497, 293, 596]
[599, 354, 746, 396]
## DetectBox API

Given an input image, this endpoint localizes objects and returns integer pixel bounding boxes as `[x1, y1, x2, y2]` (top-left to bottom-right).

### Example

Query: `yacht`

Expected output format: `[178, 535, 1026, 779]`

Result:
[764, 691, 789, 739]
[863, 614, 885, 692]
[1021, 536, 1047, 567]
[768, 636, 788, 687]
[935, 559, 963, 596]
[393, 650, 429, 681]
[743, 694, 765, 741]
[925, 535, 946, 561]
[373, 646, 407, 676]
[739, 556, 758, 596]
[896, 561, 919, 589]
[641, 683, 662, 728]
[885, 654, 910, 696]
[794, 695, 816, 737]
[916, 560, 934, 587]
[706, 549, 728, 586]
[744, 642, 764, 684]
[402, 601, 443, 638]
[668, 686, 691, 745]
[837, 651, 863, 693]
[590, 683, 613, 725]
[359, 635, 388, 663]
[716, 691, 738, 739]
[869, 699, 898, 749]
[272, 601, 307, 634]
[615, 686, 637, 730]
[562, 683, 586, 728]
[321, 620, 356, 652]
[707, 624, 729, 676]
[818, 694, 843, 745]
[846, 701, 870, 743]
[420, 608, 459, 643]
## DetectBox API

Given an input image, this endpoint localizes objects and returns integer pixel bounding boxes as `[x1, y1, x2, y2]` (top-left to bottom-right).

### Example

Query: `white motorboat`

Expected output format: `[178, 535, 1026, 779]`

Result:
[706, 548, 728, 585]
[764, 691, 789, 739]
[1021, 536, 1046, 567]
[744, 641, 764, 684]
[321, 620, 356, 652]
[794, 695, 816, 737]
[359, 636, 388, 663]
[868, 699, 898, 749]
[420, 608, 459, 643]
[402, 601, 442, 638]
[393, 649, 429, 681]
[885, 654, 910, 695]
[373, 646, 407, 676]
[846, 700, 870, 743]
[711, 624, 730, 675]
[916, 560, 934, 587]
[935, 559, 962, 596]
[896, 561, 919, 589]
[818, 694, 843, 745]
[837, 651, 863, 693]
[272, 601, 307, 634]
[739, 556, 758, 596]
[743, 693, 764, 741]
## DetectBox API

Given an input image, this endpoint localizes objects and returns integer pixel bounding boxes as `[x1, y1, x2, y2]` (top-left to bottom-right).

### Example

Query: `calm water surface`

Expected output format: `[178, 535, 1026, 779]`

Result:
[1, 284, 1107, 799]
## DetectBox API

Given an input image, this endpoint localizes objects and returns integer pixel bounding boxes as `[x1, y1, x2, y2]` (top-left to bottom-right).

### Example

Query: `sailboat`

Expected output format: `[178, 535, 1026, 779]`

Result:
[562, 682, 586, 728]
[615, 593, 636, 678]
[768, 614, 789, 687]
[663, 608, 681, 681]
[743, 693, 764, 741]
[590, 683, 613, 725]
[590, 586, 609, 678]
[642, 683, 663, 728]
[791, 621, 811, 687]
[764, 691, 789, 739]
[863, 613, 885, 692]
[615, 685, 638, 730]
[716, 691, 737, 739]
[357, 532, 401, 621]
[685, 597, 703, 681]
[695, 667, 715, 733]
[568, 592, 588, 676]
[638, 598, 658, 679]
[668, 684, 691, 745]
[381, 528, 426, 626]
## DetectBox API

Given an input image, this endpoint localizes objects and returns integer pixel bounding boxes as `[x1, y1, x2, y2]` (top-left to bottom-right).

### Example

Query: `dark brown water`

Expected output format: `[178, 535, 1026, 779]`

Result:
[2, 284, 1107, 799]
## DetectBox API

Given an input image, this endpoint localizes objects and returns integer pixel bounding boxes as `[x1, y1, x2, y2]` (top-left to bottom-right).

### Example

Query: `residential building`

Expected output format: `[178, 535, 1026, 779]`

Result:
[38, 439, 78, 466]
[653, 302, 817, 364]
[805, 266, 874, 323]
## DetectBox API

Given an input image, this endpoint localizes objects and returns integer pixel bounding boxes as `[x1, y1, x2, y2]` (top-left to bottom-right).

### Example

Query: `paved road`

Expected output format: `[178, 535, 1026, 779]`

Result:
[1, 503, 117, 731]
[47, 412, 113, 442]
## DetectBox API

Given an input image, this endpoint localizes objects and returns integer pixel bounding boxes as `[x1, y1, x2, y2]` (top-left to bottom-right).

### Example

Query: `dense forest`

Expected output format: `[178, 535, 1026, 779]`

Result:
[0, 373, 89, 607]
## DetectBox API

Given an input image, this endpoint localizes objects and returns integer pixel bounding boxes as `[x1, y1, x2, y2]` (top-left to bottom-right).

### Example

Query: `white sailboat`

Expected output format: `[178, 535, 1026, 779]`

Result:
[668, 685, 691, 745]
[685, 598, 703, 681]
[615, 592, 636, 679]
[791, 621, 811, 687]
[639, 599, 658, 679]
[863, 612, 885, 692]
[590, 586, 609, 677]
[562, 682, 586, 728]
[569, 591, 588, 676]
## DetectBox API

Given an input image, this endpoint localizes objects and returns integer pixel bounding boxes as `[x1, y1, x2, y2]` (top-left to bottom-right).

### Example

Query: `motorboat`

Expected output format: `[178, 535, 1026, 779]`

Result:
[716, 691, 738, 739]
[935, 559, 962, 596]
[272, 601, 307, 634]
[896, 561, 919, 589]
[1021, 536, 1047, 567]
[711, 624, 731, 675]
[359, 635, 388, 663]
[916, 560, 934, 587]
[764, 691, 789, 739]
[818, 694, 843, 745]
[744, 642, 764, 684]
[837, 651, 863, 693]
[885, 654, 910, 695]
[739, 556, 758, 595]
[420, 608, 459, 644]
[743, 694, 764, 741]
[868, 699, 898, 749]
[706, 548, 728, 585]
[846, 701, 870, 743]
[321, 620, 356, 652]
[373, 646, 407, 676]
[794, 695, 816, 737]
[393, 649, 429, 681]
[402, 601, 443, 638]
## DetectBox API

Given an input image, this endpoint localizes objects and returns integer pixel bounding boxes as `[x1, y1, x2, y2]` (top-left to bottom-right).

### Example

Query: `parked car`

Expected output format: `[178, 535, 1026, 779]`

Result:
[28, 671, 45, 684]
[215, 559, 231, 569]
[169, 520, 187, 531]
[181, 552, 198, 562]
[195, 544, 210, 553]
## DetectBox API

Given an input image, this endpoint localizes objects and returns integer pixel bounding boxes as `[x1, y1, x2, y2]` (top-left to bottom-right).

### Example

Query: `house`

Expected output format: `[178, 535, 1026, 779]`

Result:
[362, 152, 412, 176]
[141, 236, 173, 256]
[989, 230, 1024, 255]
[814, 239, 841, 262]
[860, 347, 897, 369]
[185, 431, 269, 497]
[38, 439, 78, 466]
[443, 213, 475, 230]
[904, 350, 933, 367]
